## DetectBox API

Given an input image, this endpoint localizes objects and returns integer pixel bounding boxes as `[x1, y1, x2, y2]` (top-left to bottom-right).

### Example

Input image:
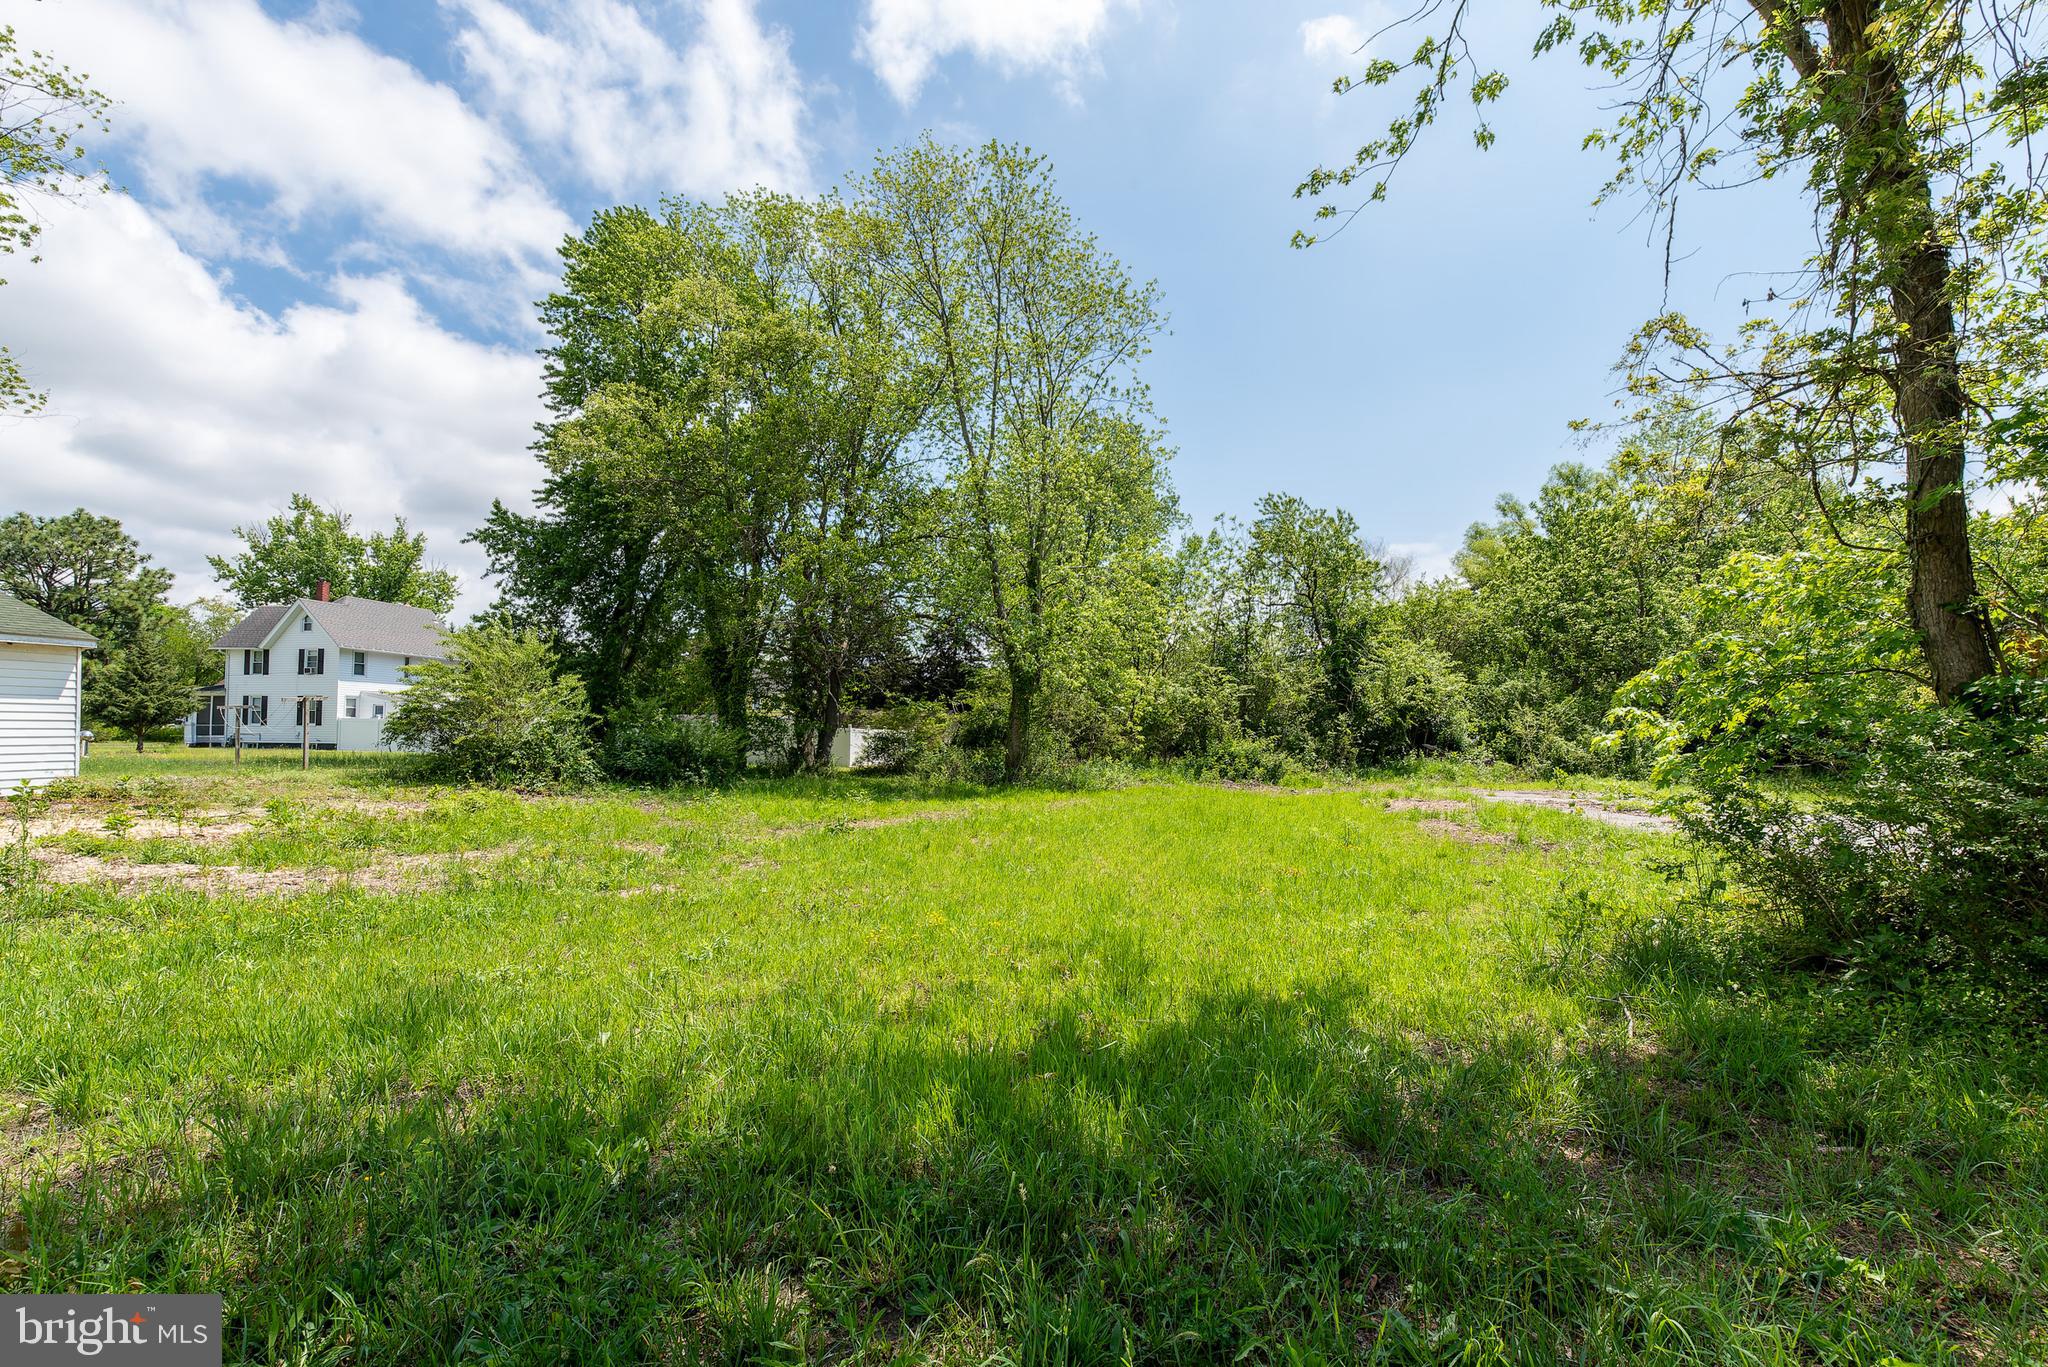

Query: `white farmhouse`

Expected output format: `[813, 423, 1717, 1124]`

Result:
[190, 587, 448, 751]
[0, 592, 97, 788]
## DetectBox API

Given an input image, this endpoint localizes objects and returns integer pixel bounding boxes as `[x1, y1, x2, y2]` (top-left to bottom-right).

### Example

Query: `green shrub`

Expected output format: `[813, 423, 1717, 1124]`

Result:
[858, 702, 950, 774]
[1352, 637, 1470, 763]
[383, 625, 597, 788]
[601, 706, 746, 786]
[1190, 733, 1293, 785]
[1681, 680, 2048, 961]
[1613, 541, 2048, 962]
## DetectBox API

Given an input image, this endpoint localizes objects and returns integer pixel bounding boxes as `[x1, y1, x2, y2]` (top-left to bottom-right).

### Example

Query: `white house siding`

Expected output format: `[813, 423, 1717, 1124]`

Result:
[210, 636, 420, 750]
[223, 611, 344, 748]
[335, 716, 395, 751]
[0, 643, 84, 788]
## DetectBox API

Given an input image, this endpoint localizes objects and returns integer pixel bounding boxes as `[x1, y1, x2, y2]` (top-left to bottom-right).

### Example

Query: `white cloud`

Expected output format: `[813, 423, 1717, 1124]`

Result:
[1299, 14, 1367, 60]
[1301, 8, 1395, 63]
[856, 0, 1137, 105]
[14, 0, 574, 273]
[447, 0, 811, 197]
[4, 199, 544, 618]
[1387, 541, 1457, 582]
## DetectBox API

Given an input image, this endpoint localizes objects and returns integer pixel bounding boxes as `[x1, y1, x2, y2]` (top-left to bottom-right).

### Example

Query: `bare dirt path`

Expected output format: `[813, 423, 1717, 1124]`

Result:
[1467, 789, 1677, 834]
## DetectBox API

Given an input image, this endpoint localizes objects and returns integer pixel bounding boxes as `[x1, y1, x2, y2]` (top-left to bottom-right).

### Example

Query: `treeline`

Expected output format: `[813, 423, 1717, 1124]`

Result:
[465, 138, 1847, 787]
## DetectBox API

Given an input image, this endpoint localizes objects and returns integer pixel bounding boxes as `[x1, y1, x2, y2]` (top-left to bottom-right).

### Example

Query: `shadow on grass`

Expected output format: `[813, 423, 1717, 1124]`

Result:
[10, 955, 2043, 1365]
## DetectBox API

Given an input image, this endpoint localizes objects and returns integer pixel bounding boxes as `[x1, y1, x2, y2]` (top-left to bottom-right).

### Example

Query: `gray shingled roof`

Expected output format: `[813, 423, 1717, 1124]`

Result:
[213, 602, 292, 649]
[214, 596, 448, 658]
[0, 591, 97, 647]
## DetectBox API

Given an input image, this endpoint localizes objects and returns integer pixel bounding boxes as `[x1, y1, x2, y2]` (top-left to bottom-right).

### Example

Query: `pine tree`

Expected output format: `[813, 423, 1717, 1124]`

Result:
[89, 627, 194, 751]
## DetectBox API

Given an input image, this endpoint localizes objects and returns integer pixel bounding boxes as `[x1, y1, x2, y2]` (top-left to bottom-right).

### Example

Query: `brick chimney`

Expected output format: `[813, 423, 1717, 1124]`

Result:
[315, 579, 331, 602]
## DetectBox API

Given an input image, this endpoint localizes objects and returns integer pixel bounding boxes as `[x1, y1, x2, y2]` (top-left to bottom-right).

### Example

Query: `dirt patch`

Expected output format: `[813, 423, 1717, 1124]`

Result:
[769, 807, 974, 835]
[843, 810, 969, 830]
[28, 845, 522, 897]
[1468, 789, 1677, 834]
[1416, 818, 1513, 846]
[1384, 798, 1471, 815]
[22, 811, 259, 841]
[0, 1092, 84, 1185]
[19, 795, 438, 843]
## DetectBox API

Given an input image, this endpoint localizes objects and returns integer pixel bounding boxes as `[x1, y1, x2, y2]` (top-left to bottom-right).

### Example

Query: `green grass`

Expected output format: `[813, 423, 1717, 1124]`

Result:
[1, 748, 2042, 1363]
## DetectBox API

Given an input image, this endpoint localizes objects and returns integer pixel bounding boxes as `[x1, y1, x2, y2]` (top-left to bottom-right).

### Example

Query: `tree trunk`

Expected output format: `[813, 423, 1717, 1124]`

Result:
[1784, 0, 2003, 701]
[815, 687, 842, 774]
[1890, 236, 2000, 701]
[1003, 669, 1035, 780]
[704, 639, 749, 736]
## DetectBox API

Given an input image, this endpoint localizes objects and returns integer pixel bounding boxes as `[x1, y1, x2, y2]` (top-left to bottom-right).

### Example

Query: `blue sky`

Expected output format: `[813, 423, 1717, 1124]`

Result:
[5, 0, 1815, 614]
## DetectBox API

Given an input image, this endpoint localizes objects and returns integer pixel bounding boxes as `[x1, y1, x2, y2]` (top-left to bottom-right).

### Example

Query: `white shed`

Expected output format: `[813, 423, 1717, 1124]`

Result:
[0, 592, 97, 789]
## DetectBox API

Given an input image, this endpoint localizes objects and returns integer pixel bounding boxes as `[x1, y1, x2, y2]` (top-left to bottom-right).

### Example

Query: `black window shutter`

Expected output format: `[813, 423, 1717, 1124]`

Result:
[317, 648, 326, 673]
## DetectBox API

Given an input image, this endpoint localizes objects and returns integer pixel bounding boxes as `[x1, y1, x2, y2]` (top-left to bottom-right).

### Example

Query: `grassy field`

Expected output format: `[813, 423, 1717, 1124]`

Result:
[1, 747, 2042, 1364]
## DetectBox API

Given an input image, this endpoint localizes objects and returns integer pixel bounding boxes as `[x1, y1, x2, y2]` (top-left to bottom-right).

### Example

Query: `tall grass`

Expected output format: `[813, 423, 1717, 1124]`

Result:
[1, 752, 2040, 1363]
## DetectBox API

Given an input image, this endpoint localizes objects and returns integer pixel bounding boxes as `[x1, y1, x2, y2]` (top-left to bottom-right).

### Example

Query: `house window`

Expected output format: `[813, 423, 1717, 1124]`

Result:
[242, 695, 267, 725]
[298, 648, 325, 675]
[351, 650, 366, 676]
[295, 698, 324, 726]
[402, 655, 412, 668]
[372, 703, 385, 719]
[302, 615, 313, 631]
[243, 649, 269, 676]
[344, 696, 358, 718]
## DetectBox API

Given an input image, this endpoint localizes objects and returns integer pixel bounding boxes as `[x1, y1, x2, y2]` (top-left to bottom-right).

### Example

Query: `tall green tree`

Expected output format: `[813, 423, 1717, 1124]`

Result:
[534, 199, 812, 736]
[1391, 412, 1814, 765]
[208, 494, 458, 613]
[506, 193, 939, 757]
[87, 625, 191, 751]
[763, 196, 937, 769]
[864, 139, 1174, 777]
[473, 466, 694, 722]
[1296, 0, 2048, 701]
[0, 508, 170, 651]
[159, 598, 240, 687]
[1, 23, 110, 412]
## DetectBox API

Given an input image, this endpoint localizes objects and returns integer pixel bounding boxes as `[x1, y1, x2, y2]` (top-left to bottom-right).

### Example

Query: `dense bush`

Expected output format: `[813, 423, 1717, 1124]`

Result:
[1188, 733, 1293, 785]
[383, 626, 597, 788]
[601, 705, 746, 786]
[1461, 674, 1602, 772]
[1615, 540, 2048, 959]
[1352, 637, 1470, 763]
[1681, 681, 2048, 959]
[856, 702, 951, 774]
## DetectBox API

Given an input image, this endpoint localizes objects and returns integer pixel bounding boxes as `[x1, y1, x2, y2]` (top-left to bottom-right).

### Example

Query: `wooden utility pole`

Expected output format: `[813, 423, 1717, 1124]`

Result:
[286, 695, 313, 770]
